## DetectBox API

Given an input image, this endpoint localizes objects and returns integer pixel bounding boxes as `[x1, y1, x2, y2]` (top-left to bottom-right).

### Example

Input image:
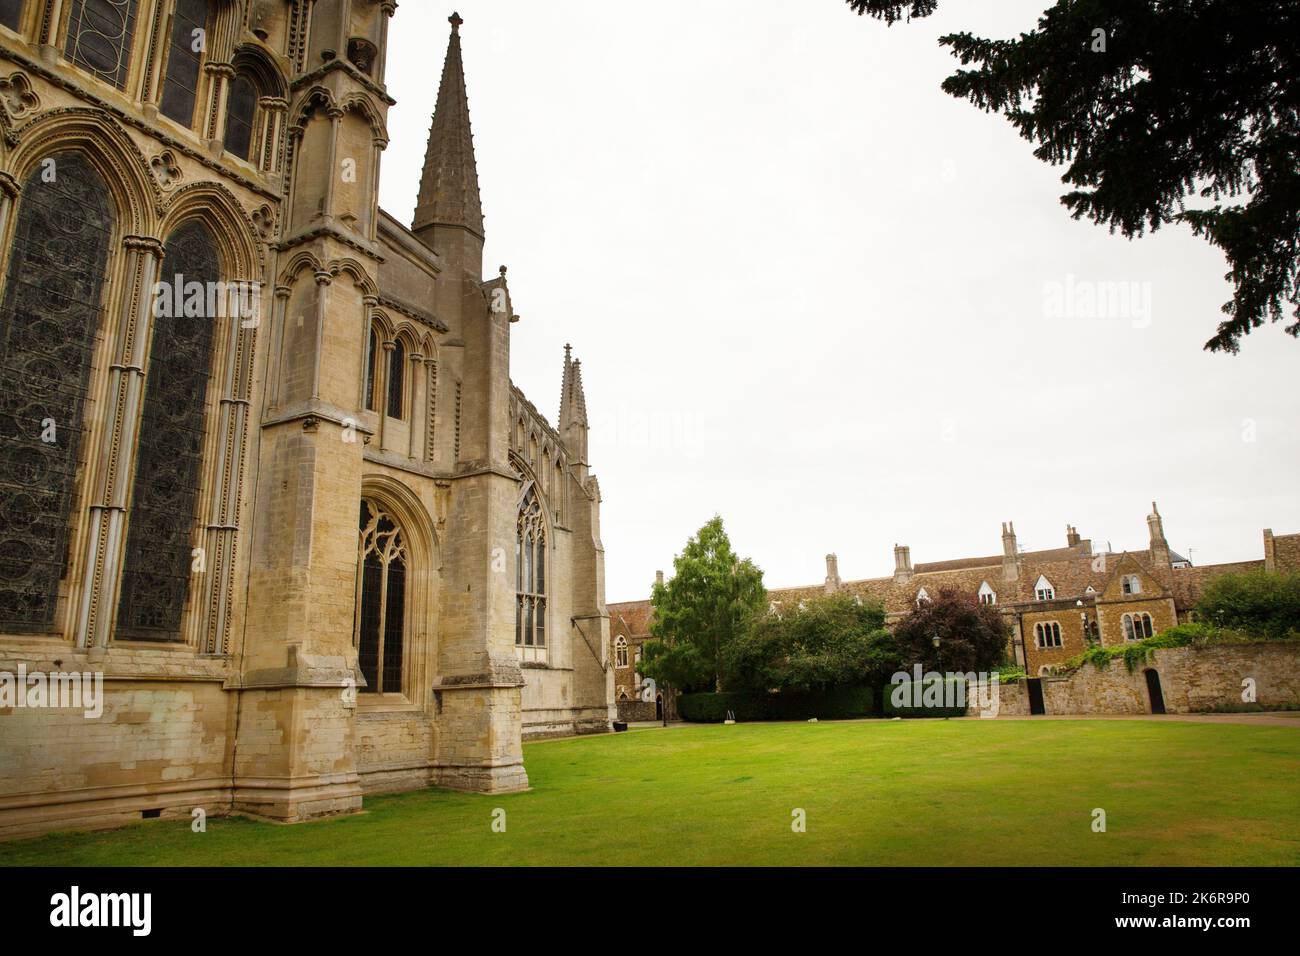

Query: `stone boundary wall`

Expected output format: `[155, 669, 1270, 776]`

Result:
[990, 681, 1030, 717]
[617, 699, 657, 722]
[968, 643, 1300, 716]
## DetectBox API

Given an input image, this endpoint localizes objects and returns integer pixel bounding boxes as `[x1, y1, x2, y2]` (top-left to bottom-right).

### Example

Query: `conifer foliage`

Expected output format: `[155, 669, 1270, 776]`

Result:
[847, 0, 1300, 353]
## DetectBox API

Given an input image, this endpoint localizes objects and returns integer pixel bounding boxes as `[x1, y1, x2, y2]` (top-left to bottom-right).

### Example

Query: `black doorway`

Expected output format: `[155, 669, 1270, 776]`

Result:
[655, 695, 664, 721]
[1027, 678, 1046, 715]
[1144, 669, 1166, 714]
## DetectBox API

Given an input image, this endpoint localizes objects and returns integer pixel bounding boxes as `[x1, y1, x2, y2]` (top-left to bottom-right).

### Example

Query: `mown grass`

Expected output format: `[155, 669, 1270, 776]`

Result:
[2, 718, 1297, 866]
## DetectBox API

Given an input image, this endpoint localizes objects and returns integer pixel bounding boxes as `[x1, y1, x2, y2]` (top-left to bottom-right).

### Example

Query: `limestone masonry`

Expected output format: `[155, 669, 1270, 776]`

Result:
[0, 4, 613, 840]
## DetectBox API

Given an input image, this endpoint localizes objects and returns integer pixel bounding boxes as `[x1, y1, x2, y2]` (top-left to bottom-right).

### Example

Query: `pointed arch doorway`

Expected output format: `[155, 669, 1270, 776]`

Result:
[1144, 669, 1166, 714]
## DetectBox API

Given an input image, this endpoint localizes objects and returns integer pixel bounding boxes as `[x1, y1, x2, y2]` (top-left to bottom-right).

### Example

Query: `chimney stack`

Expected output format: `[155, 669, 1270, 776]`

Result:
[654, 570, 664, 589]
[825, 553, 841, 593]
[1002, 522, 1020, 582]
[1066, 524, 1081, 548]
[893, 544, 913, 584]
[1147, 502, 1171, 568]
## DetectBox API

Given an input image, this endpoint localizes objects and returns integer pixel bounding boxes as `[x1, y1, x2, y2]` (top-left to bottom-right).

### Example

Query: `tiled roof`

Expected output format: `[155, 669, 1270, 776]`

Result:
[608, 600, 653, 638]
[610, 543, 1269, 624]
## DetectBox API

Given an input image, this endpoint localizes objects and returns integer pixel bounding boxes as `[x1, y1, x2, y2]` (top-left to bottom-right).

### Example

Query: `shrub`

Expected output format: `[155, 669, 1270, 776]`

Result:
[726, 592, 893, 694]
[892, 588, 1009, 674]
[1195, 569, 1300, 638]
[992, 663, 1026, 684]
[677, 687, 875, 723]
[882, 675, 970, 718]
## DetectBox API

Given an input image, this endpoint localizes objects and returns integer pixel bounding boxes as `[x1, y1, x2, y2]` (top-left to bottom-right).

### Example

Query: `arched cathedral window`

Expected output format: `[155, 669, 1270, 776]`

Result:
[356, 500, 406, 694]
[116, 221, 218, 640]
[0, 154, 114, 629]
[387, 339, 405, 419]
[615, 635, 628, 668]
[364, 326, 378, 412]
[516, 485, 546, 662]
[159, 0, 211, 128]
[223, 71, 259, 160]
[64, 0, 141, 91]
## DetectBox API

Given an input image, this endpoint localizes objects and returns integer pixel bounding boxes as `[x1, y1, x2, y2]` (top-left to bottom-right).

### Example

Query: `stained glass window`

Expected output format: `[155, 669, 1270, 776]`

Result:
[223, 73, 258, 160]
[116, 221, 218, 640]
[355, 500, 406, 694]
[387, 339, 404, 419]
[0, 154, 114, 629]
[364, 327, 378, 411]
[515, 485, 546, 661]
[159, 0, 209, 127]
[64, 0, 140, 91]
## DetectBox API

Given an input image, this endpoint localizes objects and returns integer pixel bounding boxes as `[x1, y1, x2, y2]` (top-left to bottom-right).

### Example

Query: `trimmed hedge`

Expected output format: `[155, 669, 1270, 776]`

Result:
[678, 686, 874, 723]
[882, 676, 970, 718]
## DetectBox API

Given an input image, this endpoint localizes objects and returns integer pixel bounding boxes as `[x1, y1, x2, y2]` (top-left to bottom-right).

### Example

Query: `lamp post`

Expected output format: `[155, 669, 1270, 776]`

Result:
[931, 632, 941, 672]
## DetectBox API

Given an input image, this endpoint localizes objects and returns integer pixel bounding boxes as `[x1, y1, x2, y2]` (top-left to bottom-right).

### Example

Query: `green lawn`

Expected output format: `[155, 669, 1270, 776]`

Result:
[3, 719, 1298, 866]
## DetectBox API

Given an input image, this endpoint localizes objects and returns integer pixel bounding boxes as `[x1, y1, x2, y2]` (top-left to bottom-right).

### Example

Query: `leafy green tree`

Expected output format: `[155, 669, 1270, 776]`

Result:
[638, 517, 766, 693]
[892, 587, 1009, 673]
[1195, 569, 1300, 637]
[725, 592, 897, 694]
[847, 0, 1300, 353]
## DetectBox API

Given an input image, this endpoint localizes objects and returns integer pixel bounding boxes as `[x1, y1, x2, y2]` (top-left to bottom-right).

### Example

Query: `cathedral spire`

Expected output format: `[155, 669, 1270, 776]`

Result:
[413, 12, 484, 240]
[560, 344, 589, 430]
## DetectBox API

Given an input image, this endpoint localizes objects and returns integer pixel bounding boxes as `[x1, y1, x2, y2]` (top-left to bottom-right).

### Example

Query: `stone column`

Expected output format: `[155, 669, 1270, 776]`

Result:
[432, 278, 529, 793]
[258, 96, 289, 176]
[202, 61, 234, 151]
[75, 236, 165, 650]
[197, 279, 258, 655]
[407, 350, 424, 460]
[423, 355, 438, 463]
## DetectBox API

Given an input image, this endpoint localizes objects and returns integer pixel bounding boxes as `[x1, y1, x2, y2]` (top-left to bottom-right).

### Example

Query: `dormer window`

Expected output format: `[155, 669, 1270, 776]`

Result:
[978, 581, 996, 606]
[1034, 575, 1055, 601]
[916, 588, 930, 607]
[1122, 574, 1142, 595]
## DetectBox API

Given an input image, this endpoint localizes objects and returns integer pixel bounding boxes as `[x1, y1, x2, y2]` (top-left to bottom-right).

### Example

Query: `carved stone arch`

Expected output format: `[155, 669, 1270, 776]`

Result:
[7, 108, 159, 235]
[339, 91, 389, 146]
[359, 474, 439, 573]
[275, 248, 322, 287]
[392, 322, 420, 353]
[368, 306, 395, 341]
[159, 180, 265, 277]
[327, 256, 377, 297]
[290, 84, 335, 132]
[508, 451, 556, 550]
[231, 42, 288, 99]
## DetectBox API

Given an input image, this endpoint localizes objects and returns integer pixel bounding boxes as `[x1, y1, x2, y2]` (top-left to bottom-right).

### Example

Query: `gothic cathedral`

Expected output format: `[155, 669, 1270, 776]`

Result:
[0, 3, 614, 839]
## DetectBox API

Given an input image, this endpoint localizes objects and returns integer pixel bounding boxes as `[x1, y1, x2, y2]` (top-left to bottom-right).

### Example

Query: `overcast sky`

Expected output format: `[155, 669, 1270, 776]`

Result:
[380, 1, 1300, 600]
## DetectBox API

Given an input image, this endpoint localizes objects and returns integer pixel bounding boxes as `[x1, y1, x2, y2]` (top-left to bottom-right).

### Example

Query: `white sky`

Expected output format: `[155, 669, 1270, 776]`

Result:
[380, 1, 1300, 600]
